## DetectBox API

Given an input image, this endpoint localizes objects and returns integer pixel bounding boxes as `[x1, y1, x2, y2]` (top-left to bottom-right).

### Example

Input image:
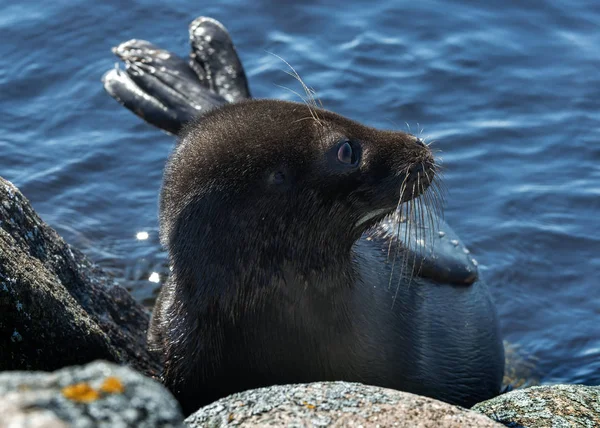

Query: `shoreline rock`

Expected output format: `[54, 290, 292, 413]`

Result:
[473, 384, 600, 428]
[0, 360, 183, 427]
[0, 176, 160, 377]
[185, 382, 503, 427]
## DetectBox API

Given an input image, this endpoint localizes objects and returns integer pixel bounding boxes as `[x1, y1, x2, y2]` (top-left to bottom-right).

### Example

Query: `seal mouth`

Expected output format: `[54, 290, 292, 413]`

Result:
[355, 208, 393, 228]
[355, 158, 439, 230]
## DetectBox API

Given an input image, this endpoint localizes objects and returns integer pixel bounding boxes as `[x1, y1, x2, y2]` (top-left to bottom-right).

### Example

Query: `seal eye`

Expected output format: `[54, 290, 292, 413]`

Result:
[337, 141, 358, 165]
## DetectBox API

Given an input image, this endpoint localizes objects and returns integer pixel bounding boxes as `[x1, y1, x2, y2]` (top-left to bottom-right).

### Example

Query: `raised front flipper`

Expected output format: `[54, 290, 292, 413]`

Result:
[189, 17, 251, 102]
[369, 208, 480, 286]
[102, 17, 251, 134]
[102, 67, 183, 135]
[102, 40, 227, 135]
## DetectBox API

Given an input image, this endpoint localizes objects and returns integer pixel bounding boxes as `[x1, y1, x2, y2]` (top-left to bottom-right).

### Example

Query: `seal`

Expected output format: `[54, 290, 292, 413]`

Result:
[150, 99, 505, 414]
[103, 17, 505, 416]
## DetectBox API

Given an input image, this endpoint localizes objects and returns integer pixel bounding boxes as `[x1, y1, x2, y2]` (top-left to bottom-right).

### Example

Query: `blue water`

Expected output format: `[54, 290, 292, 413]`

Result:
[0, 1, 598, 387]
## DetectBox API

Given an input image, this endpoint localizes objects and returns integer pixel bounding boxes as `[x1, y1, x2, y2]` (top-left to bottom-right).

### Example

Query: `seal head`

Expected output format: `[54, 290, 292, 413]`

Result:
[160, 99, 435, 254]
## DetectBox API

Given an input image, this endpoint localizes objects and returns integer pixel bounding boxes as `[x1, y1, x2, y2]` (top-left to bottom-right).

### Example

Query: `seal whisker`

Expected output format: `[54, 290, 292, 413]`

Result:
[283, 69, 319, 111]
[420, 178, 431, 260]
[417, 170, 431, 254]
[432, 178, 449, 207]
[267, 51, 323, 126]
[405, 183, 420, 288]
[416, 172, 424, 258]
[385, 118, 400, 130]
[274, 84, 321, 125]
[428, 185, 439, 245]
[387, 168, 411, 262]
[428, 180, 443, 222]
[292, 116, 323, 124]
[395, 193, 411, 294]
[393, 181, 418, 307]
[387, 170, 410, 294]
[423, 166, 442, 236]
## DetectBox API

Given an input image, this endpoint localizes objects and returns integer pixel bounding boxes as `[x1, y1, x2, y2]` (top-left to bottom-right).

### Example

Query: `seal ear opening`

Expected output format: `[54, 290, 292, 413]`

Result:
[266, 164, 294, 191]
[269, 170, 286, 185]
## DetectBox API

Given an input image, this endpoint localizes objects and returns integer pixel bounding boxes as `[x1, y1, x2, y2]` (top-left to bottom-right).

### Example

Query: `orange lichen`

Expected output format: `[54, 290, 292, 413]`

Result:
[303, 401, 316, 410]
[100, 376, 125, 394]
[61, 382, 100, 402]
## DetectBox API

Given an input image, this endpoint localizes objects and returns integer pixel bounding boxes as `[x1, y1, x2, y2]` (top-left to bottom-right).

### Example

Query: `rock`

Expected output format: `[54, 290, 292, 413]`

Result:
[473, 384, 600, 428]
[0, 177, 160, 377]
[0, 360, 184, 427]
[185, 381, 503, 427]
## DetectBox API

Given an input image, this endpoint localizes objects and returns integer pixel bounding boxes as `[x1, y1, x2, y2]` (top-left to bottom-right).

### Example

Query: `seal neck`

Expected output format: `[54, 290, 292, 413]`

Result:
[171, 219, 355, 311]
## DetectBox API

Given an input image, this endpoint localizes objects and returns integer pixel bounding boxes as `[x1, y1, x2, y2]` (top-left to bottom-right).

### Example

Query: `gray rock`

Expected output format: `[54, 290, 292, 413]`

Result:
[473, 384, 600, 428]
[0, 177, 160, 377]
[185, 381, 503, 427]
[0, 360, 184, 428]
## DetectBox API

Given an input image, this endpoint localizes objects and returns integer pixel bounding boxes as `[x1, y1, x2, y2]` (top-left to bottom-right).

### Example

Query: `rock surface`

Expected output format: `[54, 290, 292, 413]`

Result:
[473, 384, 600, 428]
[186, 381, 503, 427]
[0, 360, 184, 428]
[0, 177, 160, 377]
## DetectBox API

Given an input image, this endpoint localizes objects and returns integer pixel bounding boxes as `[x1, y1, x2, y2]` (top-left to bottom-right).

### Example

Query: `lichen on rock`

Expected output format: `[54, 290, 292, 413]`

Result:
[0, 360, 184, 427]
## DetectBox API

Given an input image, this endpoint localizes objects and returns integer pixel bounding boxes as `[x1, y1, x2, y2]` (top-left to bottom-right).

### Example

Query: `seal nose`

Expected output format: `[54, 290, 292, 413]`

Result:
[415, 138, 426, 148]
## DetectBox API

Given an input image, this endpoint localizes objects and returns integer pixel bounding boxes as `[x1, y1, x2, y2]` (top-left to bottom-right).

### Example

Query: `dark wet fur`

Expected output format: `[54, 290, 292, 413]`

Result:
[103, 15, 504, 417]
[149, 99, 505, 415]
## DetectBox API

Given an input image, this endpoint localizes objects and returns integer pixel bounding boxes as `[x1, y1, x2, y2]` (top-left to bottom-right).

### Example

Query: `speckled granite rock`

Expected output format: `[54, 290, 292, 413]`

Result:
[0, 360, 183, 428]
[0, 177, 160, 377]
[185, 381, 503, 427]
[473, 384, 600, 428]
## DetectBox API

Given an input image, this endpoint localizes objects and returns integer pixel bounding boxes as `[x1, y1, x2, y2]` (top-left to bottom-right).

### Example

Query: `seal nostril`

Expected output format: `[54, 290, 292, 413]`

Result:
[415, 138, 426, 148]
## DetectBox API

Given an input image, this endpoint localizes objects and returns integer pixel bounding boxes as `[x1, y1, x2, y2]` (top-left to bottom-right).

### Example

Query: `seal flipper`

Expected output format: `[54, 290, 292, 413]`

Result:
[189, 17, 251, 102]
[102, 67, 187, 135]
[102, 17, 251, 133]
[371, 208, 480, 286]
[113, 40, 227, 111]
[103, 40, 227, 135]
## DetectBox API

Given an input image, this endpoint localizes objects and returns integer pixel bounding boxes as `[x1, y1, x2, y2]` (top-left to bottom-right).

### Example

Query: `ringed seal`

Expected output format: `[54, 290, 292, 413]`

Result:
[103, 17, 505, 415]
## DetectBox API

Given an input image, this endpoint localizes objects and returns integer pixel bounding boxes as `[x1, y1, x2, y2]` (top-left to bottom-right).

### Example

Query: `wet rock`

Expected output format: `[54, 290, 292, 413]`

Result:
[186, 381, 503, 427]
[473, 384, 600, 428]
[0, 360, 184, 427]
[0, 177, 160, 377]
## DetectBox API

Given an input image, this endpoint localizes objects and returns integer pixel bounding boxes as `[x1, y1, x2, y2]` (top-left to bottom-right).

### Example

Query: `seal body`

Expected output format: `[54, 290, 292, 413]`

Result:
[102, 15, 504, 417]
[148, 99, 505, 415]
